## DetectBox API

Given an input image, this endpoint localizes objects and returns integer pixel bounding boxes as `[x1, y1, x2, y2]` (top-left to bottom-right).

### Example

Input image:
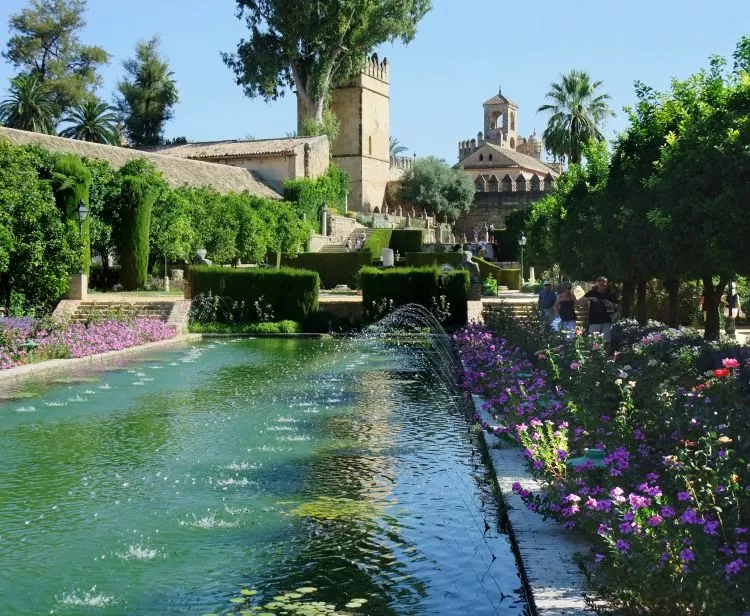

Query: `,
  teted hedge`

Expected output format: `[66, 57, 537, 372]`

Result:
[442, 270, 470, 325]
[360, 266, 469, 326]
[188, 320, 302, 334]
[389, 229, 423, 255]
[281, 250, 372, 289]
[406, 252, 463, 268]
[362, 229, 425, 263]
[361, 266, 437, 309]
[501, 269, 521, 290]
[363, 229, 392, 262]
[190, 266, 320, 323]
[283, 165, 349, 233]
[406, 252, 520, 290]
[404, 252, 520, 291]
[475, 258, 521, 290]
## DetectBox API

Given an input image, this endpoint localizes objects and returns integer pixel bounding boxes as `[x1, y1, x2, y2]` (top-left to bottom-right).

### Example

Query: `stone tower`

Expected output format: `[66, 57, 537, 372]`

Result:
[458, 88, 545, 162]
[330, 53, 390, 212]
[483, 88, 519, 150]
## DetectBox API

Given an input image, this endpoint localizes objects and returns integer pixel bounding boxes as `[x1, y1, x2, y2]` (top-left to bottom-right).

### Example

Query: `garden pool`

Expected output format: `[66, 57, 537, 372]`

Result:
[0, 338, 527, 615]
